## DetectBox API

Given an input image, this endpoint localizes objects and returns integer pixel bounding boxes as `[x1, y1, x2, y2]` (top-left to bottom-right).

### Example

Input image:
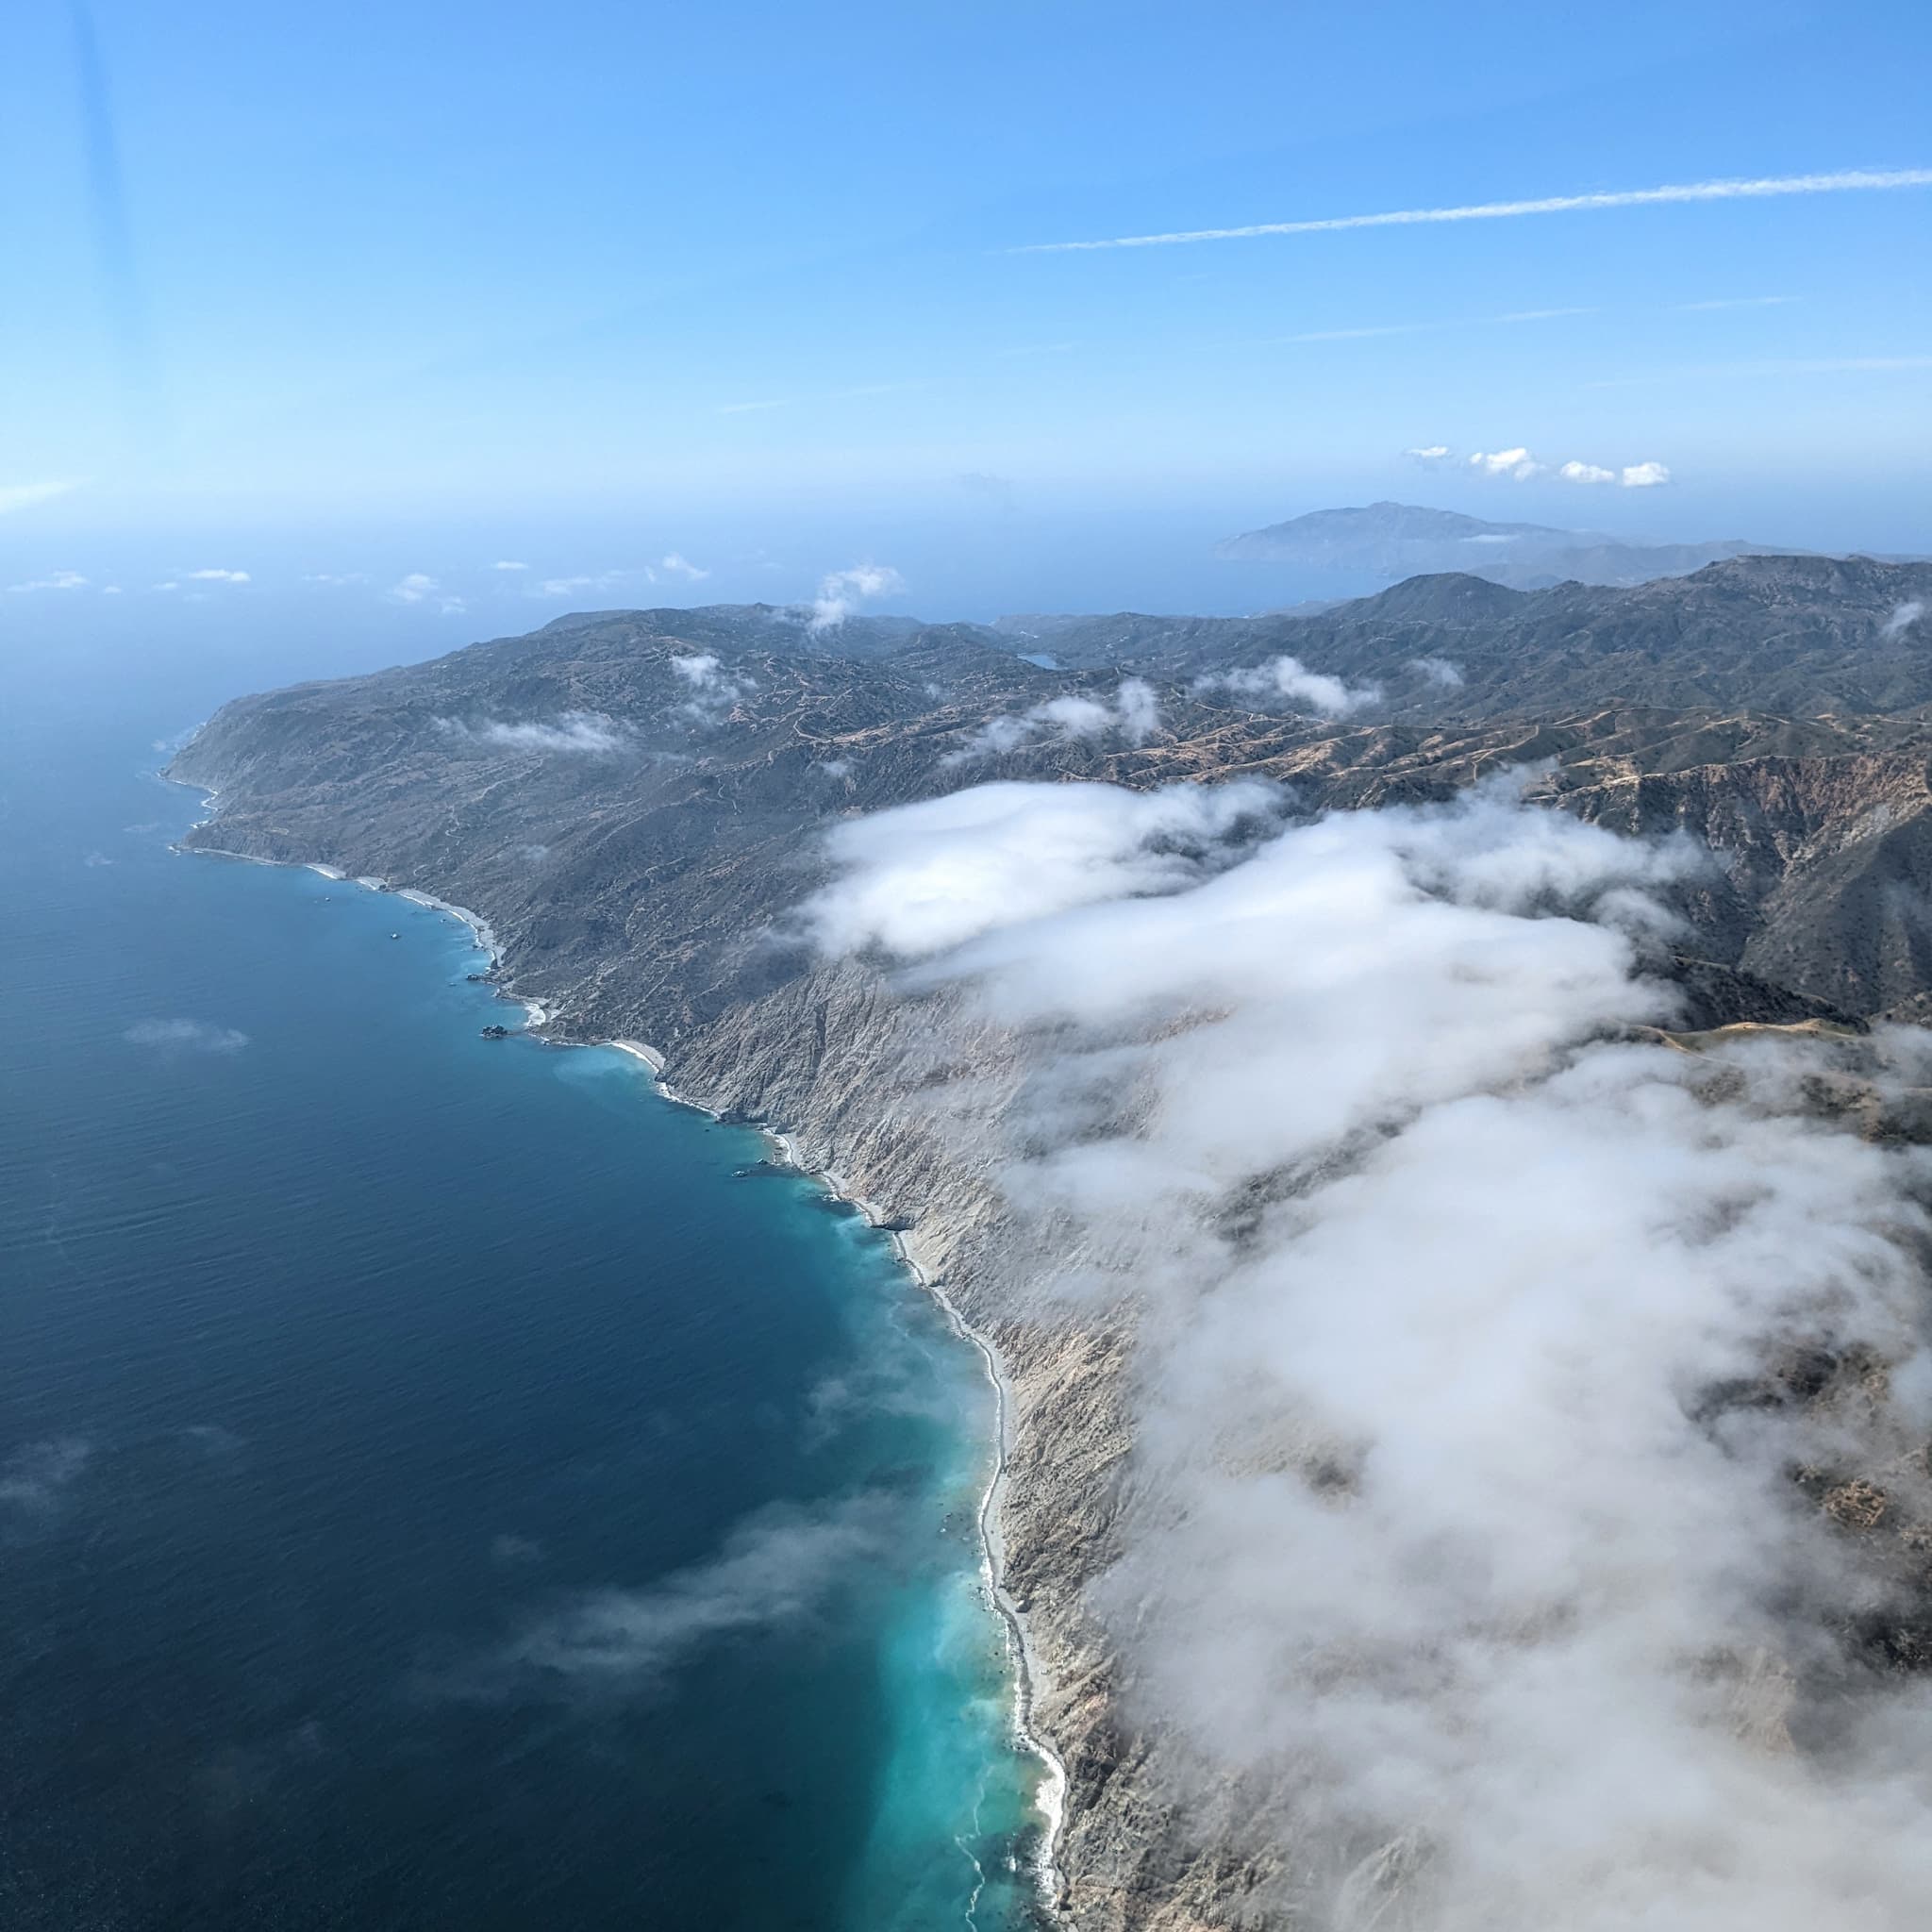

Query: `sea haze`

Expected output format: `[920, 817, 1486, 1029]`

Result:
[0, 658, 1042, 1929]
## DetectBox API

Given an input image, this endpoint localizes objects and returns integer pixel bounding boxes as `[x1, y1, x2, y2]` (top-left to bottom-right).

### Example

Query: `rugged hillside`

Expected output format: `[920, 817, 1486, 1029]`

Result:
[174, 578, 1932, 1038]
[1008, 555, 1932, 720]
[168, 564, 1932, 1930]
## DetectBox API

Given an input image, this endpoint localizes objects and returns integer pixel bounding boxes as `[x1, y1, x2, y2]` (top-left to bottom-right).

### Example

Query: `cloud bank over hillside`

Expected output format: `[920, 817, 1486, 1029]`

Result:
[805, 773, 1932, 1929]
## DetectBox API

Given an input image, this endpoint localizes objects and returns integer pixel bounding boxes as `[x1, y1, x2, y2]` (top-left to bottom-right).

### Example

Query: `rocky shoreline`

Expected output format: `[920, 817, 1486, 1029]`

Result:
[168, 777, 1085, 1923]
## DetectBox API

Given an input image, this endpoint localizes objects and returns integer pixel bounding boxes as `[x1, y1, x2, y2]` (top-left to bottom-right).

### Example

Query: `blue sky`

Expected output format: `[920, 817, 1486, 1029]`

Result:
[3, 0, 1928, 631]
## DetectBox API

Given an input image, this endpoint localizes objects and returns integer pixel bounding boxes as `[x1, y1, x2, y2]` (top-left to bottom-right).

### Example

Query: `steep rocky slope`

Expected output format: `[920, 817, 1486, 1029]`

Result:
[169, 564, 1932, 1928]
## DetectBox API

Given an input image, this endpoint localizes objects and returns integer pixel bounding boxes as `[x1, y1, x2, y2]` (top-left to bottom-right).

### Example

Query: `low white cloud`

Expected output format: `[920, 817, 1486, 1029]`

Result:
[1196, 655, 1381, 717]
[491, 560, 528, 572]
[1403, 444, 1453, 465]
[1469, 447, 1544, 480]
[7, 570, 87, 593]
[800, 777, 1281, 958]
[0, 479, 85, 516]
[125, 1018, 250, 1054]
[1410, 655, 1465, 687]
[186, 567, 251, 584]
[807, 563, 905, 633]
[302, 572, 366, 586]
[1452, 449, 1673, 487]
[438, 712, 630, 756]
[659, 552, 709, 582]
[804, 771, 1932, 1927]
[944, 678, 1163, 766]
[1884, 601, 1925, 639]
[669, 651, 758, 724]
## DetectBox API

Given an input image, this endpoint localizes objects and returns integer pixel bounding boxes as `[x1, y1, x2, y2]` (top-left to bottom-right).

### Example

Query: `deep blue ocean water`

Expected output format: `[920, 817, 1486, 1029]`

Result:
[0, 656, 1042, 1929]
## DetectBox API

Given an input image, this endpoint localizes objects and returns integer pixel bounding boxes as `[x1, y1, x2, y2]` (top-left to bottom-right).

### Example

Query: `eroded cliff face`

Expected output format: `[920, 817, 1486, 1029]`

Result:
[165, 578, 1932, 1929]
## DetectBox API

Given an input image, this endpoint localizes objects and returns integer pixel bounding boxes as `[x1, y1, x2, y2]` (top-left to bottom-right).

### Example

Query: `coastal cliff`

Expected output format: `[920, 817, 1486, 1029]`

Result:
[170, 563, 1932, 1927]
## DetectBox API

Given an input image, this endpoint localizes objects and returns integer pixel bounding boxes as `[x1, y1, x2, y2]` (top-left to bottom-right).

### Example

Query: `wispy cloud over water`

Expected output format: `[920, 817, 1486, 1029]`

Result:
[448, 1499, 883, 1702]
[125, 1018, 250, 1054]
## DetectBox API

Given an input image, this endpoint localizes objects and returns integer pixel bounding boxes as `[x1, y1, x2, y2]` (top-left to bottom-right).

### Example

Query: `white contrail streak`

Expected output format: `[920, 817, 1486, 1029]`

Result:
[1015, 167, 1932, 254]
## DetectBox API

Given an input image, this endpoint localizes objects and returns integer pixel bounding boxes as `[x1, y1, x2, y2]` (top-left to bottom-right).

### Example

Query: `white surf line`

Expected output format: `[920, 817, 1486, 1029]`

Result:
[959, 1759, 991, 1931]
[163, 788, 552, 1029]
[773, 1141, 1072, 1914]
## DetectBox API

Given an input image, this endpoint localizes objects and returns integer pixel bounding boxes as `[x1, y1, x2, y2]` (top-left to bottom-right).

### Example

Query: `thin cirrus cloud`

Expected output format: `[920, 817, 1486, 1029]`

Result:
[536, 569, 637, 599]
[1264, 306, 1596, 346]
[7, 569, 89, 592]
[0, 479, 86, 516]
[1013, 166, 1932, 253]
[1590, 355, 1932, 387]
[720, 382, 923, 417]
[1262, 297, 1802, 357]
[532, 560, 708, 596]
[391, 573, 466, 613]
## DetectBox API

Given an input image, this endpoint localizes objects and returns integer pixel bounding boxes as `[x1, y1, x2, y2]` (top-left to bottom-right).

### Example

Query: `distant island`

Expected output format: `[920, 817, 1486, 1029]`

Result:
[1215, 498, 1789, 591]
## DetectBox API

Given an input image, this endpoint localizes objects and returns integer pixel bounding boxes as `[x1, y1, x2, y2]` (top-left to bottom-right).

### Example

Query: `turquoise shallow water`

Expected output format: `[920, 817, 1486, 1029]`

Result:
[0, 666, 1044, 1928]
